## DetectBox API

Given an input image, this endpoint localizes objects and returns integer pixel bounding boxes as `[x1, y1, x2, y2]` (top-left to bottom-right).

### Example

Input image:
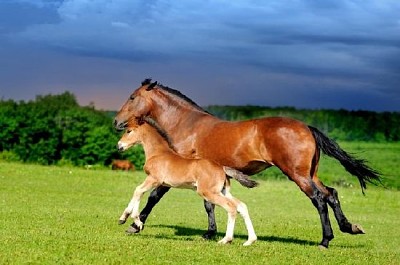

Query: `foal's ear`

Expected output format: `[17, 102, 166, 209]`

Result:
[146, 81, 158, 91]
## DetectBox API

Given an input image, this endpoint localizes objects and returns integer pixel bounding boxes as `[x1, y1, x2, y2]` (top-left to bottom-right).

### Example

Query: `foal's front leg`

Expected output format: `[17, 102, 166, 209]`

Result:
[119, 178, 158, 231]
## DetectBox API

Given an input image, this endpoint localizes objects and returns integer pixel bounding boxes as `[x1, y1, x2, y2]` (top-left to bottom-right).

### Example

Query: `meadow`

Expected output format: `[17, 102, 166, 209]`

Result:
[0, 142, 399, 264]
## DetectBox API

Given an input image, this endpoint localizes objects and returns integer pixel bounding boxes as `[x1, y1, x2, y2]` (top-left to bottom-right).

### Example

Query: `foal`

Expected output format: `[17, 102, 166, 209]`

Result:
[117, 118, 258, 246]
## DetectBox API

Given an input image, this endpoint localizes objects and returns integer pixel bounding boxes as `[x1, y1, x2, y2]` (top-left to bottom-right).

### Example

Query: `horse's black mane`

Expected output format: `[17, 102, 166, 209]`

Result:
[142, 116, 177, 153]
[141, 78, 208, 113]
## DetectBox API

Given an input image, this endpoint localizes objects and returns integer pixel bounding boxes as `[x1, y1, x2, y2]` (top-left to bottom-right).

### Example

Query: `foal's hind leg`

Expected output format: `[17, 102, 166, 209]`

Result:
[202, 185, 228, 239]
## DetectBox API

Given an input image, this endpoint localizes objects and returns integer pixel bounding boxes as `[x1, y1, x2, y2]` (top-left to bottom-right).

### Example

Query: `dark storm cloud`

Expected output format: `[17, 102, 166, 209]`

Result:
[0, 0, 61, 35]
[1, 0, 400, 111]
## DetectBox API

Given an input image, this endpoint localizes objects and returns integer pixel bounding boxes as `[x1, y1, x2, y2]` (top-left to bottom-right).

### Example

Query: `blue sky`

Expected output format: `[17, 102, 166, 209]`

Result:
[1, 0, 399, 111]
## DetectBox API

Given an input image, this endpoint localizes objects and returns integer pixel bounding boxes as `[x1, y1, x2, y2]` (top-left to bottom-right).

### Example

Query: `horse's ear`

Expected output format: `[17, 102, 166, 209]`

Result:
[146, 81, 158, 91]
[137, 117, 145, 125]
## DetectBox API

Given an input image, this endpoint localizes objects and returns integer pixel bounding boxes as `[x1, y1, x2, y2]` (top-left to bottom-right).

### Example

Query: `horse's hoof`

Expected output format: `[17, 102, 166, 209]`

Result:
[202, 231, 217, 240]
[118, 219, 126, 225]
[352, 224, 365, 234]
[318, 245, 328, 250]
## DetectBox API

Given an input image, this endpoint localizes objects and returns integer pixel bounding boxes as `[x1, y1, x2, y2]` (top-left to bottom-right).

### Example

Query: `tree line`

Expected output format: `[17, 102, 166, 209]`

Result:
[206, 105, 400, 142]
[0, 92, 398, 167]
[0, 92, 144, 168]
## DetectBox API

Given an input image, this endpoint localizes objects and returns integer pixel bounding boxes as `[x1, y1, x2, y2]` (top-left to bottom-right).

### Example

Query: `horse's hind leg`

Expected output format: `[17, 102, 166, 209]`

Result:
[310, 181, 334, 248]
[325, 186, 365, 235]
[291, 176, 334, 248]
[312, 177, 365, 235]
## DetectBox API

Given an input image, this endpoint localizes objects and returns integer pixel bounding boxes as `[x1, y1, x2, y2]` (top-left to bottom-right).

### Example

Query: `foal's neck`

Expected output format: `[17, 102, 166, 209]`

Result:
[140, 124, 173, 158]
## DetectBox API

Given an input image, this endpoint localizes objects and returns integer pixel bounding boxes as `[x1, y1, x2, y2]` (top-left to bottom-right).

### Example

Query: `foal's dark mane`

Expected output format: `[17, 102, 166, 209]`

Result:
[142, 116, 177, 153]
[141, 78, 209, 114]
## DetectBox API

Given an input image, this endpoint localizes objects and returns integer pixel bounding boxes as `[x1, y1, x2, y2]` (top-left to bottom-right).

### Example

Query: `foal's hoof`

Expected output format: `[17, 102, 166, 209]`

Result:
[243, 239, 257, 246]
[217, 237, 233, 245]
[126, 223, 143, 234]
[126, 225, 140, 234]
[202, 230, 217, 240]
[118, 219, 126, 225]
[318, 245, 328, 251]
[352, 224, 365, 234]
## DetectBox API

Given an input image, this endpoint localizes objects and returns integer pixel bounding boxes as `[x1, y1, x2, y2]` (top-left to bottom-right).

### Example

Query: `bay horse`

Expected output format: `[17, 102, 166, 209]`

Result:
[111, 159, 135, 171]
[117, 117, 258, 246]
[114, 79, 381, 248]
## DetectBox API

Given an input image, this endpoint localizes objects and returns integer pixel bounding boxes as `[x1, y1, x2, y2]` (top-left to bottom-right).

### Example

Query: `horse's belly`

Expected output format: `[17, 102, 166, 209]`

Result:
[238, 160, 272, 175]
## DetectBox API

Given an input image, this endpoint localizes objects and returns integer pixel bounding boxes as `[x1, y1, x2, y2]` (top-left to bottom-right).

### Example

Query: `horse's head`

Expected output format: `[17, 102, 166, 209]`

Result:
[117, 117, 144, 152]
[114, 78, 158, 131]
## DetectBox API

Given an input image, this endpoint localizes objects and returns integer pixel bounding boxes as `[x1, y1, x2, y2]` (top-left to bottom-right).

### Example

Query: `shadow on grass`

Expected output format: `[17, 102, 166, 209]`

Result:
[125, 224, 366, 248]
[141, 224, 317, 246]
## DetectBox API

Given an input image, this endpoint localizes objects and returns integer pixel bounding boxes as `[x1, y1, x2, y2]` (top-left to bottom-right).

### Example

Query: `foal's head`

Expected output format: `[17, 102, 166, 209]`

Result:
[117, 118, 143, 152]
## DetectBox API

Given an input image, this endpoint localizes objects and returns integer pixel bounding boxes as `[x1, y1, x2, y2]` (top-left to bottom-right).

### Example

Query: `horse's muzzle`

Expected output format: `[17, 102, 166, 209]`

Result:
[113, 119, 127, 131]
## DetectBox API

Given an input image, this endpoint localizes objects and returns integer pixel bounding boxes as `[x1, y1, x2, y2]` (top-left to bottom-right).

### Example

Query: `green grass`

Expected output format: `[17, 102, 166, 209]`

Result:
[1, 152, 399, 264]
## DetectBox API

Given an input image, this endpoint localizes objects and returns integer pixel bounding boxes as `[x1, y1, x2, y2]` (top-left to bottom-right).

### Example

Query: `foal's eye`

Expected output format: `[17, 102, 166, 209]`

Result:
[130, 94, 135, 100]
[127, 129, 132, 133]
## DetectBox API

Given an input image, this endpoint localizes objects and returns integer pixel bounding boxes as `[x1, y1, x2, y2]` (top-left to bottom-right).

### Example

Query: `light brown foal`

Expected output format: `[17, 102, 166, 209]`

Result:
[117, 118, 258, 246]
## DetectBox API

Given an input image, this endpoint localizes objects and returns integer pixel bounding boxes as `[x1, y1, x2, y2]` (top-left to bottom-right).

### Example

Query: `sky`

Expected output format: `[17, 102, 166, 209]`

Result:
[1, 0, 400, 112]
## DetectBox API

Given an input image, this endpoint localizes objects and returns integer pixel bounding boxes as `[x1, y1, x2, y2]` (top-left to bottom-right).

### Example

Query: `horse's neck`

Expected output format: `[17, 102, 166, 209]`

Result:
[152, 93, 218, 138]
[140, 125, 172, 158]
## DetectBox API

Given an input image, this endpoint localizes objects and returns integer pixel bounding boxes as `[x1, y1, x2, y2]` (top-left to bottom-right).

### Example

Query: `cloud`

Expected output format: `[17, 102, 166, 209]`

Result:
[1, 0, 400, 111]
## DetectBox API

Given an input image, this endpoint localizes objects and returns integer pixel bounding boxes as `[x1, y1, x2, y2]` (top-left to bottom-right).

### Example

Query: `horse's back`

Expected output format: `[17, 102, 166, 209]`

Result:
[193, 116, 316, 175]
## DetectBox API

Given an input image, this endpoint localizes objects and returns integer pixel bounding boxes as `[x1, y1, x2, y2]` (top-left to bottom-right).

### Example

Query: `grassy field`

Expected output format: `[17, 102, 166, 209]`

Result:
[0, 142, 399, 264]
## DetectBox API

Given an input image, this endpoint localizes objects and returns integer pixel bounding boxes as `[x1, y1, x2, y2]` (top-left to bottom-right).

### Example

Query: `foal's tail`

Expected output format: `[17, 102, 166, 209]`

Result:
[223, 166, 259, 188]
[308, 126, 382, 193]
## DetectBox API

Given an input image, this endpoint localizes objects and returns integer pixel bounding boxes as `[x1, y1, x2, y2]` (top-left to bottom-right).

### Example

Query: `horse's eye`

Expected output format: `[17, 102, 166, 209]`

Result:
[127, 129, 132, 133]
[130, 94, 135, 100]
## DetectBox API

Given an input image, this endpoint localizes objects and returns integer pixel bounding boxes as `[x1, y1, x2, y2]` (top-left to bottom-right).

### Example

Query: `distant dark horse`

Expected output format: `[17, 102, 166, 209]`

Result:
[111, 159, 135, 171]
[114, 79, 381, 248]
[117, 117, 258, 246]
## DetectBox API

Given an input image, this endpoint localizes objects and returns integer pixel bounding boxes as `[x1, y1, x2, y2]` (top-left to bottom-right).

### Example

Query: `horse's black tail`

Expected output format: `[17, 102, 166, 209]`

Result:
[309, 126, 382, 194]
[223, 166, 259, 188]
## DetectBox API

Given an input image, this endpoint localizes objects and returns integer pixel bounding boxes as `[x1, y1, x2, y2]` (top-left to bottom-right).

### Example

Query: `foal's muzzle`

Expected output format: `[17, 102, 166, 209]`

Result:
[117, 142, 127, 152]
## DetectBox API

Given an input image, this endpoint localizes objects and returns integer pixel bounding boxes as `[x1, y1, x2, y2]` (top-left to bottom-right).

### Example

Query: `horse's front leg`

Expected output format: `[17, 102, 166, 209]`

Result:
[203, 200, 217, 239]
[137, 186, 171, 229]
[202, 184, 227, 239]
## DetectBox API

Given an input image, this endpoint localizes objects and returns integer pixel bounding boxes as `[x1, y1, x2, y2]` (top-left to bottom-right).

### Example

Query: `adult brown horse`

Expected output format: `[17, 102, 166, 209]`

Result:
[111, 159, 135, 171]
[114, 79, 381, 248]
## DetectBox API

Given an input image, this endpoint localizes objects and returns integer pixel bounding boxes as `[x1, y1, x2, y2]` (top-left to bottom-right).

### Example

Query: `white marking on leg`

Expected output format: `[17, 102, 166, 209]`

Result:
[237, 202, 257, 246]
[119, 180, 154, 224]
[218, 209, 236, 244]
